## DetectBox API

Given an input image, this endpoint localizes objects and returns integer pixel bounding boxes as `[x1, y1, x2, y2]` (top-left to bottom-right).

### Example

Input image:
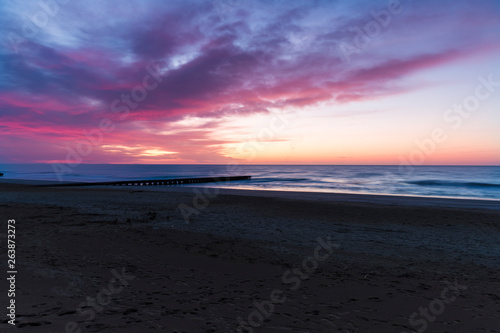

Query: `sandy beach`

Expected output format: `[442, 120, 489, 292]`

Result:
[0, 180, 499, 332]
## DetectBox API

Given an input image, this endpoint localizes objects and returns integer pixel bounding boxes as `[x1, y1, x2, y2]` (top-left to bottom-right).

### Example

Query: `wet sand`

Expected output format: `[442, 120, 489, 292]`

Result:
[0, 181, 499, 332]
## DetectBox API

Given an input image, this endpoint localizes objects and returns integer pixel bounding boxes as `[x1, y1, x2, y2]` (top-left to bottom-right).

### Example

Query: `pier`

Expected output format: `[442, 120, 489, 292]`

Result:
[36, 175, 251, 187]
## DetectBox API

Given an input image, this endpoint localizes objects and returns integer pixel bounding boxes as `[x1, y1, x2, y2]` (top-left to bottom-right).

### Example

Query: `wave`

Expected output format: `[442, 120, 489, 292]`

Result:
[252, 177, 310, 183]
[353, 172, 383, 177]
[407, 180, 500, 188]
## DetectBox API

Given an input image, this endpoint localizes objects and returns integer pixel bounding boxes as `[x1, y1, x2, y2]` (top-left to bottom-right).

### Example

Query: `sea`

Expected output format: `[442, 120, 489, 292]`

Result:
[1, 164, 499, 200]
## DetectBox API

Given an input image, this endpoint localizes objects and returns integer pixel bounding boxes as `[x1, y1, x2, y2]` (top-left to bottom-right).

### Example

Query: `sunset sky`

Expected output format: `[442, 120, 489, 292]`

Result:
[1, 0, 499, 165]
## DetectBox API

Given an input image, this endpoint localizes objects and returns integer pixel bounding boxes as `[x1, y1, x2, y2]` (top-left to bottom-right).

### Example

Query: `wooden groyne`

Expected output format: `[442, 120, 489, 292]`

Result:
[36, 175, 251, 187]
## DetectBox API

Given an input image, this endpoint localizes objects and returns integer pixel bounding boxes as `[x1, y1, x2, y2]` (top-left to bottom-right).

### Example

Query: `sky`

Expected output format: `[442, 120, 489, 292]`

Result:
[1, 0, 499, 165]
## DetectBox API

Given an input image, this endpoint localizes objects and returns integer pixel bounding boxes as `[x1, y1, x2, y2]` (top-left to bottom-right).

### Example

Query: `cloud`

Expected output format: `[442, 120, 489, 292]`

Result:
[0, 0, 499, 163]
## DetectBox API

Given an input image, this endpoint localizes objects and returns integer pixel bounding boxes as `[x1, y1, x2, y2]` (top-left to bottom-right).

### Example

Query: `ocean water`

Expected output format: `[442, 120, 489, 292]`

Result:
[1, 164, 500, 200]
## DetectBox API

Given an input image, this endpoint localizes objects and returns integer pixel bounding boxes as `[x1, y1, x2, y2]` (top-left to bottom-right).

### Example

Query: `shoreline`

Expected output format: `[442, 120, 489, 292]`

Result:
[2, 178, 500, 211]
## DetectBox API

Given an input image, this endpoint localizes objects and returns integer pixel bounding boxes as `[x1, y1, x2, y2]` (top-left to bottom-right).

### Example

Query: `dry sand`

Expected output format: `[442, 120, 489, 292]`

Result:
[0, 180, 499, 332]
